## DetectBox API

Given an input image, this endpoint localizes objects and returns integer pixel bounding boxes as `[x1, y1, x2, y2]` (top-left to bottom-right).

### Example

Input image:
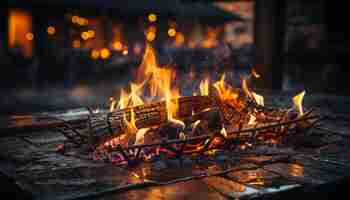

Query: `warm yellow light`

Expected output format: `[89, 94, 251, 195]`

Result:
[175, 32, 185, 46]
[113, 41, 123, 51]
[77, 17, 88, 26]
[168, 28, 176, 37]
[25, 32, 34, 41]
[8, 9, 33, 57]
[148, 25, 157, 33]
[146, 31, 156, 42]
[91, 49, 100, 60]
[148, 13, 157, 22]
[100, 48, 111, 59]
[72, 15, 79, 23]
[293, 90, 306, 116]
[47, 26, 56, 35]
[81, 32, 89, 40]
[87, 30, 95, 38]
[72, 40, 81, 49]
[122, 49, 128, 55]
[82, 18, 89, 26]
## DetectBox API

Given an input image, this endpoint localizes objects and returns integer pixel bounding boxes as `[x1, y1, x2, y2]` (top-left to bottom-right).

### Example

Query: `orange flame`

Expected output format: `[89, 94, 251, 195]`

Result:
[124, 108, 138, 134]
[199, 78, 209, 96]
[251, 68, 261, 78]
[213, 74, 239, 102]
[293, 90, 306, 116]
[135, 128, 150, 145]
[242, 77, 264, 106]
[179, 132, 186, 140]
[248, 114, 257, 125]
[137, 44, 180, 120]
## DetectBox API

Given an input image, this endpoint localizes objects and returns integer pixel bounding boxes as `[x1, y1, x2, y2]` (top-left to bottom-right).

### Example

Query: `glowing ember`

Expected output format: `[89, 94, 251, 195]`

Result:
[248, 114, 257, 125]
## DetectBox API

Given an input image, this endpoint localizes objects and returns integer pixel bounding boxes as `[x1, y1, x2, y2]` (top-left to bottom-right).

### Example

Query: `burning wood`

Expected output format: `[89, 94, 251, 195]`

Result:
[55, 44, 320, 166]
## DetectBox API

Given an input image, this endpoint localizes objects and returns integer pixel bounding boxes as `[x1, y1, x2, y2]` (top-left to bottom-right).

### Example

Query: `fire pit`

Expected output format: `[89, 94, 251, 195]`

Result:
[55, 44, 319, 166]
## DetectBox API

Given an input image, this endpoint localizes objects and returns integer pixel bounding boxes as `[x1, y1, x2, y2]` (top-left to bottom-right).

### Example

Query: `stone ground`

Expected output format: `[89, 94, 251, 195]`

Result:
[0, 92, 350, 200]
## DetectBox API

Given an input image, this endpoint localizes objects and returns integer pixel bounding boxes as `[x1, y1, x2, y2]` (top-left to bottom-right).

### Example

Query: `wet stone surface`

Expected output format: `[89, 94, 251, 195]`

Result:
[0, 93, 350, 200]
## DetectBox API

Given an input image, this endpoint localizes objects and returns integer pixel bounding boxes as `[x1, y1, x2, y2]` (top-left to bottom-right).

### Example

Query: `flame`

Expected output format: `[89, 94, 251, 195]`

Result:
[114, 82, 145, 111]
[293, 90, 306, 116]
[129, 82, 145, 107]
[199, 78, 209, 96]
[248, 114, 257, 125]
[213, 74, 239, 102]
[220, 127, 228, 138]
[179, 132, 186, 140]
[124, 108, 138, 134]
[135, 128, 150, 145]
[192, 120, 201, 130]
[109, 97, 117, 112]
[251, 68, 261, 78]
[242, 77, 264, 106]
[242, 77, 252, 98]
[138, 44, 180, 120]
[116, 89, 126, 109]
[252, 92, 264, 107]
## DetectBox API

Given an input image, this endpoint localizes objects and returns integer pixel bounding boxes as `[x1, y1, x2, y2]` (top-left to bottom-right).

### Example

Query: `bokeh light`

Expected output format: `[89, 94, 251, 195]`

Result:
[148, 13, 157, 22]
[100, 48, 111, 59]
[168, 28, 176, 37]
[25, 32, 34, 41]
[47, 26, 56, 35]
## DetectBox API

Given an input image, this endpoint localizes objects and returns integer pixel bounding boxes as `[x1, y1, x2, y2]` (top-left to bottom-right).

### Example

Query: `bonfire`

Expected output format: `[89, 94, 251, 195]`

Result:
[56, 43, 319, 166]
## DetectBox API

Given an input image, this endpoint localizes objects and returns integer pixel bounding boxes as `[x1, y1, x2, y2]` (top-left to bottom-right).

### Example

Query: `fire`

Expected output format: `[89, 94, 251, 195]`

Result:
[242, 77, 252, 98]
[252, 92, 264, 107]
[199, 78, 209, 96]
[109, 97, 117, 112]
[135, 128, 150, 145]
[242, 77, 264, 106]
[100, 34, 311, 164]
[137, 44, 179, 120]
[220, 127, 228, 138]
[293, 90, 306, 116]
[179, 132, 186, 140]
[213, 74, 239, 102]
[112, 83, 145, 112]
[248, 114, 257, 125]
[251, 68, 261, 78]
[123, 108, 138, 134]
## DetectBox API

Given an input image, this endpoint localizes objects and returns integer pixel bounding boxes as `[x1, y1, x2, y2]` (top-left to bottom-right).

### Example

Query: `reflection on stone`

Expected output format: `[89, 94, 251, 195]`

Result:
[288, 163, 304, 177]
